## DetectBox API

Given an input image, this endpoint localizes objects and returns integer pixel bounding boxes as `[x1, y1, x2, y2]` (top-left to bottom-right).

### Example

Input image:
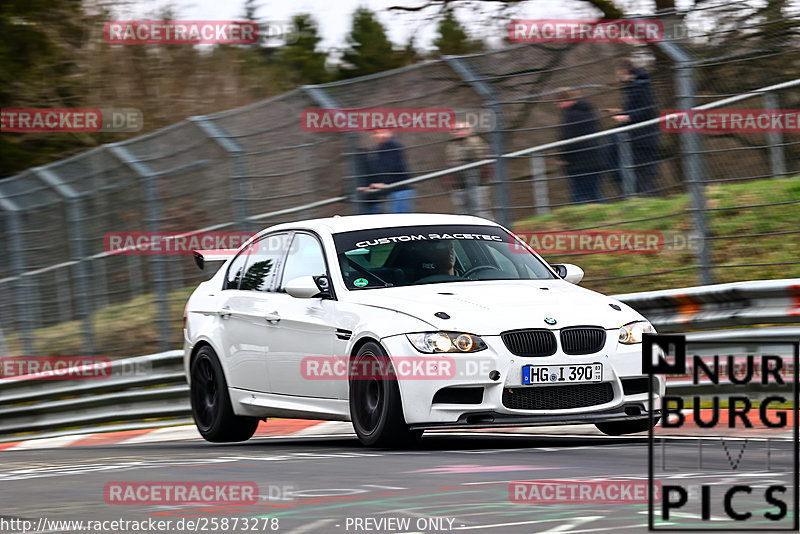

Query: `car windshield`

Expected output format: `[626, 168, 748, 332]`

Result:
[333, 224, 556, 290]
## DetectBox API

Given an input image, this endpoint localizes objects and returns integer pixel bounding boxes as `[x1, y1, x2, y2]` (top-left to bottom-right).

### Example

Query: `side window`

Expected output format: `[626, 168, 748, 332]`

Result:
[238, 233, 288, 292]
[224, 251, 249, 290]
[279, 233, 326, 291]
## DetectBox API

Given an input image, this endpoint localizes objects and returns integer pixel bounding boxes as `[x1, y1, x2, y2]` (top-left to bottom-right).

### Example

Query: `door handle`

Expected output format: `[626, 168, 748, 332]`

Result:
[219, 306, 232, 319]
[264, 311, 281, 323]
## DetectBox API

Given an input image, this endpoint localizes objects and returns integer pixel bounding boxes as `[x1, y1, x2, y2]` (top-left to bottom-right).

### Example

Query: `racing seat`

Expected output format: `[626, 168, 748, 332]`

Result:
[384, 242, 437, 283]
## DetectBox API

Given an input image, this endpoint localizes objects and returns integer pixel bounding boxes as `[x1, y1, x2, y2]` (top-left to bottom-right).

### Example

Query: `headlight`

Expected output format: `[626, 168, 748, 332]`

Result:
[406, 332, 487, 353]
[618, 321, 655, 344]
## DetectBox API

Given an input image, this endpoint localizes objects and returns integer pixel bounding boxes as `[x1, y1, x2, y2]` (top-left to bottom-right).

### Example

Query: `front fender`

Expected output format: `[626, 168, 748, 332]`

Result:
[341, 305, 437, 355]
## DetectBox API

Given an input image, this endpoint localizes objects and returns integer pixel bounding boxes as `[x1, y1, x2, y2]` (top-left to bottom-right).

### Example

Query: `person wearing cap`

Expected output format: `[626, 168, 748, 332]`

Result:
[445, 122, 493, 219]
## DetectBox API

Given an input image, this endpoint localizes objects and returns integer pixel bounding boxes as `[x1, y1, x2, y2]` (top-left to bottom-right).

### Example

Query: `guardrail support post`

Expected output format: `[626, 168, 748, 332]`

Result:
[33, 167, 96, 355]
[108, 145, 172, 352]
[763, 92, 787, 179]
[190, 118, 250, 233]
[445, 57, 511, 227]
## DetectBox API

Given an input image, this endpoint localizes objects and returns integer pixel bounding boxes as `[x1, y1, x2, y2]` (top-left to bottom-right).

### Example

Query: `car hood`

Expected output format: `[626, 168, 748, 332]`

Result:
[342, 279, 644, 335]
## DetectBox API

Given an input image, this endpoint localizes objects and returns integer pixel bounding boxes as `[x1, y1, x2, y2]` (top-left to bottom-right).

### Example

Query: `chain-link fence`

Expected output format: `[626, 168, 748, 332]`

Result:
[1, 7, 799, 358]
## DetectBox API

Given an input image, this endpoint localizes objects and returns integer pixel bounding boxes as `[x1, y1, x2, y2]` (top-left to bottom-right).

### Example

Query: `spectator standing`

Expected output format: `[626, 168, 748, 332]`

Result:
[445, 122, 493, 219]
[556, 88, 606, 203]
[354, 144, 382, 214]
[366, 129, 413, 213]
[609, 58, 660, 195]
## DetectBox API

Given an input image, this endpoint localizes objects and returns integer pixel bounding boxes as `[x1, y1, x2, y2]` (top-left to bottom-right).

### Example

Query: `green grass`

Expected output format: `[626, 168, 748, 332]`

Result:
[513, 175, 800, 294]
[4, 175, 799, 358]
[6, 287, 194, 359]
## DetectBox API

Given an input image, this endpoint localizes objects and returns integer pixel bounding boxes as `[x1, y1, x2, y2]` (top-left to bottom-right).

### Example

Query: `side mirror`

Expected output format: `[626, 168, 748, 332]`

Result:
[551, 263, 584, 284]
[285, 275, 332, 299]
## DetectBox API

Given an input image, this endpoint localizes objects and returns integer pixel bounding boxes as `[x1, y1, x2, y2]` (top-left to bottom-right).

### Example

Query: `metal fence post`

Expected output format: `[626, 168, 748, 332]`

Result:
[658, 41, 713, 285]
[445, 57, 510, 227]
[33, 167, 96, 355]
[190, 118, 250, 232]
[618, 133, 636, 197]
[763, 92, 787, 179]
[303, 86, 362, 214]
[0, 204, 34, 355]
[108, 145, 172, 352]
[530, 154, 550, 216]
[680, 73, 713, 285]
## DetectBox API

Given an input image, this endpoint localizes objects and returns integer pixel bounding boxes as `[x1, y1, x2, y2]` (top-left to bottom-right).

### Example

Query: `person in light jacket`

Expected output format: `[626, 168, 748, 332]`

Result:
[445, 122, 493, 219]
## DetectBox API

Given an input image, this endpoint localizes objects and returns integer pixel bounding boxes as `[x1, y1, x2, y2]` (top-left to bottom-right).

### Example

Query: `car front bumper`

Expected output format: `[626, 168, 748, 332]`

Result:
[381, 332, 665, 426]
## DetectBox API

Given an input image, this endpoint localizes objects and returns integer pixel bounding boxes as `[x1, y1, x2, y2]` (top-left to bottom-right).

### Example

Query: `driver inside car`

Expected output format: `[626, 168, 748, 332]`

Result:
[429, 240, 457, 276]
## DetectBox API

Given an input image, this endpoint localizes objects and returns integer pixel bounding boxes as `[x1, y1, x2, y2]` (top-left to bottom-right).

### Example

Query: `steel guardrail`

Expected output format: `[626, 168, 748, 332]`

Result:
[614, 278, 800, 332]
[0, 280, 798, 442]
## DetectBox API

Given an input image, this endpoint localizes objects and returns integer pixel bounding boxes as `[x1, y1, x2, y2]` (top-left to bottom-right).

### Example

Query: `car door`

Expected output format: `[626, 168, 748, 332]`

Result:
[216, 233, 288, 393]
[266, 231, 343, 399]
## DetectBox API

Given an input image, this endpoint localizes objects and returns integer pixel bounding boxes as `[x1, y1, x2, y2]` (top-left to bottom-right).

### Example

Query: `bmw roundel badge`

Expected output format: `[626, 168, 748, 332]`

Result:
[544, 316, 557, 325]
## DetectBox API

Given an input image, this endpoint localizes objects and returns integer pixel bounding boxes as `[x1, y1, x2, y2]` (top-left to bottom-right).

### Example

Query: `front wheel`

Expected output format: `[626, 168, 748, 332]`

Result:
[595, 416, 660, 436]
[190, 346, 259, 442]
[349, 342, 422, 447]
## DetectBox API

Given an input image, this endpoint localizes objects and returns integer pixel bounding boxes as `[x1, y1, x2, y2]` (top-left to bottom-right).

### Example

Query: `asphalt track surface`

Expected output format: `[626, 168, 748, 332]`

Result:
[0, 430, 795, 534]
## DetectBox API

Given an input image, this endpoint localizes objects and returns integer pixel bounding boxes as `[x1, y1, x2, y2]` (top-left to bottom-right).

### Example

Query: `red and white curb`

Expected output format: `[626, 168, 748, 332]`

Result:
[0, 410, 791, 451]
[0, 419, 350, 452]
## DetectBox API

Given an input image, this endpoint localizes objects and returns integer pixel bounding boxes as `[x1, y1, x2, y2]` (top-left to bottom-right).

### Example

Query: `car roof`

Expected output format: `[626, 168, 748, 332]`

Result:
[253, 213, 502, 238]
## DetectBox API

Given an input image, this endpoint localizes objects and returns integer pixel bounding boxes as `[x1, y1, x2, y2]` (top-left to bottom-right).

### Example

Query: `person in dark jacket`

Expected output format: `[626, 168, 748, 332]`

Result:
[354, 145, 382, 214]
[557, 88, 607, 203]
[364, 129, 413, 213]
[610, 58, 660, 195]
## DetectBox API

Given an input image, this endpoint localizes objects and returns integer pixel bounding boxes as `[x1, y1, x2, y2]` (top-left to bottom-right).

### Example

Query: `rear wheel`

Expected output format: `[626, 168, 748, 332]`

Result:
[190, 346, 259, 442]
[349, 342, 422, 447]
[595, 417, 660, 436]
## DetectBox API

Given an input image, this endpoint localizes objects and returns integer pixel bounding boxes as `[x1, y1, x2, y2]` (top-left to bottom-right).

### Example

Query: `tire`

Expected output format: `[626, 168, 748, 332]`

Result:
[349, 342, 423, 447]
[190, 345, 259, 443]
[595, 416, 660, 436]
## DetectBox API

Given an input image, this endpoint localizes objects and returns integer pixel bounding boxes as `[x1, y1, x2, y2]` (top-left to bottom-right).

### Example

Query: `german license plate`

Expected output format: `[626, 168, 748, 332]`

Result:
[522, 363, 603, 385]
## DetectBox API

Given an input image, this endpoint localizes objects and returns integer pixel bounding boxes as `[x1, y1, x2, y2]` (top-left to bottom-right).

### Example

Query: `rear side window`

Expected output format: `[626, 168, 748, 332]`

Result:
[224, 251, 248, 290]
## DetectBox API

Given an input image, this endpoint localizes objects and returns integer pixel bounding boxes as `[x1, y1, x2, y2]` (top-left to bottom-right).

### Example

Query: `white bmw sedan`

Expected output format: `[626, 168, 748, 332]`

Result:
[184, 214, 663, 446]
